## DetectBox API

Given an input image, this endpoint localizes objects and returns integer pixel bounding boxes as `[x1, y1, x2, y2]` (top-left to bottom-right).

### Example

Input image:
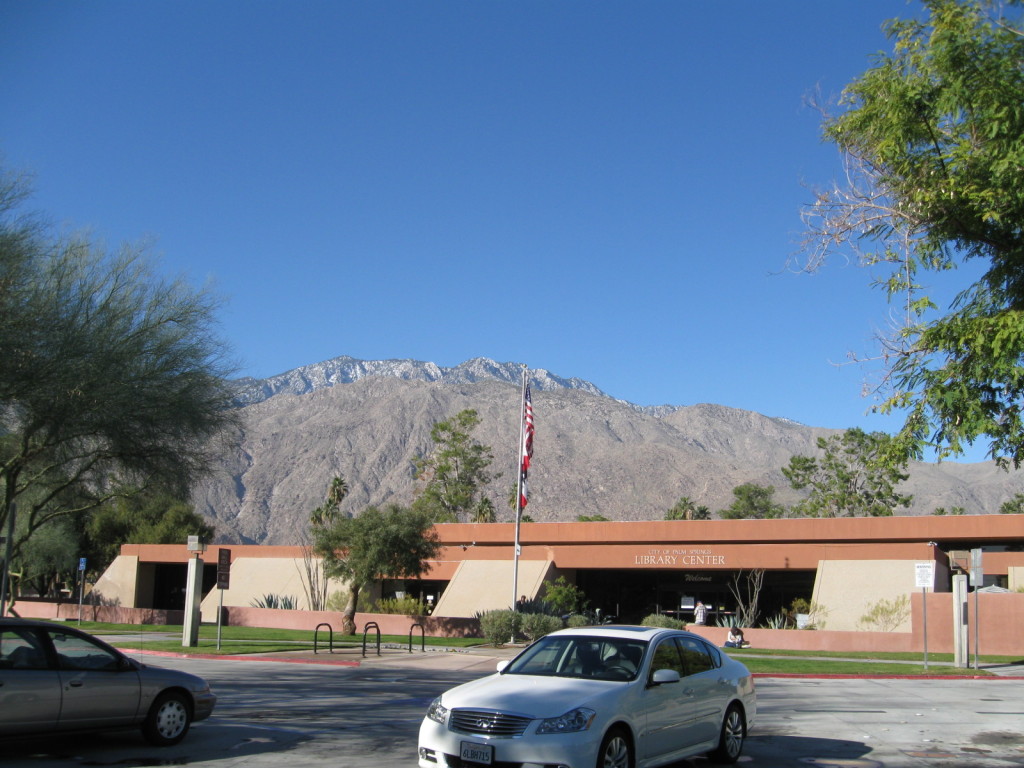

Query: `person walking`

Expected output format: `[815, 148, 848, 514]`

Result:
[694, 600, 708, 625]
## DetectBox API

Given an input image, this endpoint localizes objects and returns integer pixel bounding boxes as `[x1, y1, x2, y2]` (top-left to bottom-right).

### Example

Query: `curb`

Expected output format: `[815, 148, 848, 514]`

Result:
[119, 647, 362, 667]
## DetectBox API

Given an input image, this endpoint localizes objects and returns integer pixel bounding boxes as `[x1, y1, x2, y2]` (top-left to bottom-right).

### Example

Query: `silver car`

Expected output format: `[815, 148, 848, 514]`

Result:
[419, 625, 755, 768]
[0, 617, 216, 745]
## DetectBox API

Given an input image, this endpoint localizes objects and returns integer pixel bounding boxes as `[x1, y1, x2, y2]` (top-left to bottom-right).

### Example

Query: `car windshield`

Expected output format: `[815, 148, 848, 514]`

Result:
[504, 636, 647, 681]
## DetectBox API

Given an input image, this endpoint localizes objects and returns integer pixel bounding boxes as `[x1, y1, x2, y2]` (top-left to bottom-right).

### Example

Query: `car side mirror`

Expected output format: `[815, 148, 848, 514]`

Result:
[496, 660, 510, 673]
[650, 668, 681, 686]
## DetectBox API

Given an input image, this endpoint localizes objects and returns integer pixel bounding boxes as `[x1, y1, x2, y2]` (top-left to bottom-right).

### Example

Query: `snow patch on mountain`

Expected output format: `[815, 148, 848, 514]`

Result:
[233, 355, 681, 415]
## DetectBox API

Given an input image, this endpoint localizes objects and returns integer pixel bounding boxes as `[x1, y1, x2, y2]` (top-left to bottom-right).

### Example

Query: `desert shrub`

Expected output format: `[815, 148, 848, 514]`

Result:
[515, 596, 556, 615]
[640, 613, 685, 629]
[250, 593, 298, 610]
[566, 613, 591, 628]
[478, 609, 521, 646]
[325, 591, 347, 612]
[373, 595, 428, 615]
[858, 595, 910, 632]
[520, 612, 564, 641]
[788, 597, 829, 629]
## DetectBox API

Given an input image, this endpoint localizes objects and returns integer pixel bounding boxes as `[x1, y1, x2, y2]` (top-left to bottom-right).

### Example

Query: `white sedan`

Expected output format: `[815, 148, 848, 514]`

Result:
[418, 625, 755, 768]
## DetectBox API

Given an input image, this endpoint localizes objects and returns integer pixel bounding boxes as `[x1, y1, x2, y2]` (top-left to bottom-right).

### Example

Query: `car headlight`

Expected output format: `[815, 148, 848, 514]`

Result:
[536, 707, 596, 734]
[425, 697, 449, 725]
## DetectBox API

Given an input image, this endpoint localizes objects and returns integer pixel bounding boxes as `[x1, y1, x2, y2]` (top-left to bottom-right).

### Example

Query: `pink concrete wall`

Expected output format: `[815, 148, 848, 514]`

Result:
[686, 625, 915, 654]
[222, 606, 480, 638]
[912, 590, 1024, 656]
[686, 591, 1024, 656]
[10, 598, 184, 626]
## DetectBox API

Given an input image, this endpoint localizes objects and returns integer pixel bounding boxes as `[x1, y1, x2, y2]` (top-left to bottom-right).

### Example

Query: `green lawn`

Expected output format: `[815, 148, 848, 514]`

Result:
[73, 620, 485, 655]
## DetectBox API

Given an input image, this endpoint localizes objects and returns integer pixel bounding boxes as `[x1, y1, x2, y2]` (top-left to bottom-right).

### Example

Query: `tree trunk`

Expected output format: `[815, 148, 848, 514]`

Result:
[341, 583, 360, 635]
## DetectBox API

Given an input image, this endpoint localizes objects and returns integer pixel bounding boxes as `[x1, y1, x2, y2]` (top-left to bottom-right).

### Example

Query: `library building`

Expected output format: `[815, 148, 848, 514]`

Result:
[80, 514, 1023, 645]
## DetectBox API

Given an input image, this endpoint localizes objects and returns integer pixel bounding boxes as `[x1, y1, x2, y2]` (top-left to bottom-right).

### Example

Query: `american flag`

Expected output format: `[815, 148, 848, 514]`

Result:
[519, 385, 534, 508]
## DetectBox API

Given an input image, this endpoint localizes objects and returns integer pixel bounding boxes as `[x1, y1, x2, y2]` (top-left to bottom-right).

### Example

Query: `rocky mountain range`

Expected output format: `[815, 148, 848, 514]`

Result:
[191, 356, 1023, 545]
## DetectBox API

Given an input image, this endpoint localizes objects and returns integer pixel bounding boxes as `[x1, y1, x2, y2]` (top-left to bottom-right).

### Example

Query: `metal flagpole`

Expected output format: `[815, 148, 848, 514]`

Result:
[512, 366, 527, 610]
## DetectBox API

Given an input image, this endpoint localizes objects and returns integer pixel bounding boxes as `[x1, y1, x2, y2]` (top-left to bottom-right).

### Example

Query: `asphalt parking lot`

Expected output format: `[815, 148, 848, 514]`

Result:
[2, 647, 1022, 768]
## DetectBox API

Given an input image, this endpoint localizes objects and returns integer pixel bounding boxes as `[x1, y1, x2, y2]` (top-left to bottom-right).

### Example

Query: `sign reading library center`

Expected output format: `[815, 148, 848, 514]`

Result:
[634, 548, 726, 566]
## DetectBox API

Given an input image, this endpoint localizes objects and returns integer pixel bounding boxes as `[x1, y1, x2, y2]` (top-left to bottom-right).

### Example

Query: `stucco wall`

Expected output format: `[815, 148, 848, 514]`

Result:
[200, 556, 381, 621]
[432, 559, 553, 617]
[812, 559, 920, 631]
[201, 556, 335, 618]
[92, 555, 140, 607]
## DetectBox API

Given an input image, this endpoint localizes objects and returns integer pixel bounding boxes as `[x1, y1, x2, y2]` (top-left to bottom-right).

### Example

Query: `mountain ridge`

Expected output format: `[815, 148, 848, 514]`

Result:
[233, 355, 693, 417]
[188, 355, 1019, 545]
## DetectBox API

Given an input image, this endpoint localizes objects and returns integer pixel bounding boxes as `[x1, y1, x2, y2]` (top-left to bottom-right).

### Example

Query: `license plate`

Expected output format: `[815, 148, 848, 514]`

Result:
[460, 741, 493, 765]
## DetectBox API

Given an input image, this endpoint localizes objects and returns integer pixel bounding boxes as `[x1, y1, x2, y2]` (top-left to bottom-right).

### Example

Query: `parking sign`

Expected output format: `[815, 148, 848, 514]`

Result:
[915, 562, 934, 588]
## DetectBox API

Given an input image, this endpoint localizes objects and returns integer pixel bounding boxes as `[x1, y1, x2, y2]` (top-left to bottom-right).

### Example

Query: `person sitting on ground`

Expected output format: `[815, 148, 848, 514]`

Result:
[723, 627, 748, 649]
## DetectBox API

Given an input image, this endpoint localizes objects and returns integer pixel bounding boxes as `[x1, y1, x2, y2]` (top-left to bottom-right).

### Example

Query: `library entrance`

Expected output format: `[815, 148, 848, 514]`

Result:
[576, 568, 816, 626]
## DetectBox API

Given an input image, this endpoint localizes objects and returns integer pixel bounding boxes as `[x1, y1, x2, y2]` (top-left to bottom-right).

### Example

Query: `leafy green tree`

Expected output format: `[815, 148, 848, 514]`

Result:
[17, 517, 79, 599]
[932, 505, 966, 515]
[999, 493, 1024, 514]
[542, 575, 589, 616]
[799, 0, 1024, 466]
[665, 496, 711, 520]
[0, 168, 238, 581]
[85, 491, 215, 571]
[576, 514, 609, 522]
[783, 428, 912, 517]
[719, 483, 786, 520]
[412, 410, 495, 522]
[313, 504, 440, 635]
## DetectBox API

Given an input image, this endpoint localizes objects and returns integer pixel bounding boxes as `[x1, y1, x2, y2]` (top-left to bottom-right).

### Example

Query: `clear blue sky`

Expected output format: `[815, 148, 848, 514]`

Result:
[1, 2, 989, 460]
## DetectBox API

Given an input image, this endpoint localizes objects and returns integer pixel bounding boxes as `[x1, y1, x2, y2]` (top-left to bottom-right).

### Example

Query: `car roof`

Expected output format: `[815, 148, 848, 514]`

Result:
[0, 618, 102, 636]
[0, 617, 59, 627]
[545, 624, 695, 641]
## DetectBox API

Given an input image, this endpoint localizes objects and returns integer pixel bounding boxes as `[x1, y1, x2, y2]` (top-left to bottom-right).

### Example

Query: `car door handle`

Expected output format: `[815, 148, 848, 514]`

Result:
[68, 680, 84, 688]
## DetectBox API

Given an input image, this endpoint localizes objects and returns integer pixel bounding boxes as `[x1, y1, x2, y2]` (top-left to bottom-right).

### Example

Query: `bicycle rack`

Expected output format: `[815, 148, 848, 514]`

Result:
[362, 621, 381, 657]
[409, 622, 425, 653]
[314, 622, 333, 654]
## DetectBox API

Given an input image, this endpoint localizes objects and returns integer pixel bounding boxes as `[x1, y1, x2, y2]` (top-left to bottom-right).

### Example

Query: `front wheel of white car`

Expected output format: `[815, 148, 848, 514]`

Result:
[596, 726, 633, 768]
[708, 704, 745, 763]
